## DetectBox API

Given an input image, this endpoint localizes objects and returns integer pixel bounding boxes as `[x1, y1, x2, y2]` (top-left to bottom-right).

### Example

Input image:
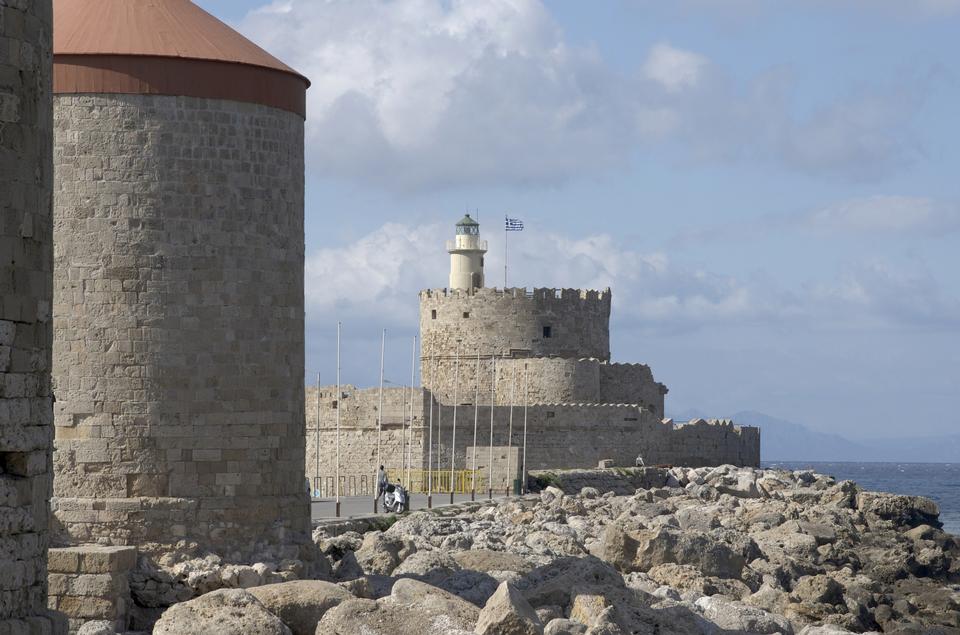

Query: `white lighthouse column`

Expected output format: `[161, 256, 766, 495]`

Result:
[447, 214, 488, 290]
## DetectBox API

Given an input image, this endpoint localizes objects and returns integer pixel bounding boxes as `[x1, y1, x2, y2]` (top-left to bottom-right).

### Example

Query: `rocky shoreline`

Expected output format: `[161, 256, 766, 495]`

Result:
[103, 466, 959, 634]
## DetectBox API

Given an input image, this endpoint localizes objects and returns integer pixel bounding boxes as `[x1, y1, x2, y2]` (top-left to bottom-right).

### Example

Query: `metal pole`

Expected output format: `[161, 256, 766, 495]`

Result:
[427, 355, 436, 508]
[435, 358, 442, 503]
[505, 360, 516, 496]
[335, 321, 341, 517]
[375, 328, 385, 513]
[488, 356, 495, 499]
[504, 215, 508, 288]
[471, 351, 480, 500]
[522, 363, 529, 495]
[314, 372, 320, 497]
[407, 335, 416, 488]
[450, 342, 460, 504]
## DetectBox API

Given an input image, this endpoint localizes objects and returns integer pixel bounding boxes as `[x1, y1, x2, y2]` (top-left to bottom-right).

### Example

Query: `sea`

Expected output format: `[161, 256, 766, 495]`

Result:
[762, 461, 960, 536]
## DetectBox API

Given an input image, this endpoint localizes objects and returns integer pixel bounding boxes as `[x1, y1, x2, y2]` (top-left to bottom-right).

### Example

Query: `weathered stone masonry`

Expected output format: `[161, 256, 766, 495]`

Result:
[51, 94, 309, 555]
[0, 0, 64, 631]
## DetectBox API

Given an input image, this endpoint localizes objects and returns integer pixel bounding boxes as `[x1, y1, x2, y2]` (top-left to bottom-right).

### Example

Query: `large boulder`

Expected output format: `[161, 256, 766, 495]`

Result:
[153, 588, 291, 635]
[856, 492, 941, 528]
[599, 525, 744, 578]
[694, 596, 794, 634]
[475, 582, 544, 635]
[247, 581, 353, 635]
[454, 550, 533, 575]
[354, 531, 405, 575]
[515, 557, 624, 609]
[315, 579, 478, 635]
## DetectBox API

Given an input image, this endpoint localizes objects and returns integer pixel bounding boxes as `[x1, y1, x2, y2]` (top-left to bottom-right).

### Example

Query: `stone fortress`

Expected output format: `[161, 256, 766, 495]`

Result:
[306, 216, 760, 495]
[0, 1, 755, 632]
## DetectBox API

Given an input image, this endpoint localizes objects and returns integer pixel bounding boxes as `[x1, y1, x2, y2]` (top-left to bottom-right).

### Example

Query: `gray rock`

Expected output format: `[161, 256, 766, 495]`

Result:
[76, 622, 115, 635]
[792, 574, 845, 605]
[544, 618, 587, 635]
[248, 580, 353, 635]
[454, 549, 534, 575]
[315, 578, 478, 635]
[856, 492, 941, 528]
[694, 595, 794, 634]
[354, 531, 404, 575]
[153, 588, 291, 635]
[475, 582, 544, 635]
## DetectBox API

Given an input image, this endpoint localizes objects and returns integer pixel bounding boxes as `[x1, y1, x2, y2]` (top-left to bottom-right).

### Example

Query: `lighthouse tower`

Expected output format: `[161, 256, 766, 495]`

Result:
[447, 214, 488, 290]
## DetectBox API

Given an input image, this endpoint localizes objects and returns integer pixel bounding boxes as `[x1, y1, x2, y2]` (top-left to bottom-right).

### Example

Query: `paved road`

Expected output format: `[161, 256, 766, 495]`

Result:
[311, 492, 511, 520]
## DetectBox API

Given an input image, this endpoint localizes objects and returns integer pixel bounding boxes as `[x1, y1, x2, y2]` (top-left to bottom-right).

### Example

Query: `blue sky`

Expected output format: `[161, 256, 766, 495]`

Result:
[196, 0, 959, 440]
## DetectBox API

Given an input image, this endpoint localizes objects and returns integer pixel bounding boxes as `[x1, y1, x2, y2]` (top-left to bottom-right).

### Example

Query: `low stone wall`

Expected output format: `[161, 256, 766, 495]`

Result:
[528, 467, 671, 495]
[47, 545, 137, 633]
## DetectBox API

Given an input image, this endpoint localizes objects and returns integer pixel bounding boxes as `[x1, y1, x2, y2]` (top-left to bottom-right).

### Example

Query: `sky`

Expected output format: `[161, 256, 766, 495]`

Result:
[195, 0, 960, 441]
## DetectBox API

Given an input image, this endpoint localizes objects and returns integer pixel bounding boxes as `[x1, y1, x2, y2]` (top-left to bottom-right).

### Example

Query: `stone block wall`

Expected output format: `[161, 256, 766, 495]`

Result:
[304, 394, 760, 492]
[465, 446, 521, 491]
[0, 1, 62, 631]
[597, 362, 668, 415]
[419, 287, 611, 368]
[420, 355, 666, 412]
[51, 94, 309, 555]
[47, 545, 136, 633]
[652, 418, 761, 468]
[305, 386, 425, 496]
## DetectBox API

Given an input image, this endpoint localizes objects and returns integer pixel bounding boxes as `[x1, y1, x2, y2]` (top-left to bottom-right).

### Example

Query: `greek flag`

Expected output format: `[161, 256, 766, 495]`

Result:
[505, 217, 524, 231]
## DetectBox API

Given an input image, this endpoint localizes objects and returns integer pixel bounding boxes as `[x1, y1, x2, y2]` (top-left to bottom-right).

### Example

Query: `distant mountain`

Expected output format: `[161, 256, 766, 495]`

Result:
[667, 408, 960, 463]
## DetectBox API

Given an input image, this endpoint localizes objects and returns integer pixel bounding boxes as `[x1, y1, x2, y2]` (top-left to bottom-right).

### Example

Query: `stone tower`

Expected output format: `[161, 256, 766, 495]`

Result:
[0, 0, 62, 631]
[50, 0, 310, 555]
[447, 214, 487, 290]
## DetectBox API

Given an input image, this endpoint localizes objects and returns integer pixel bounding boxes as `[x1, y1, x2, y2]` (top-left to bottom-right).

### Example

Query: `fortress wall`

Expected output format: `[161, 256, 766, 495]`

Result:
[303, 397, 759, 490]
[419, 288, 611, 368]
[418, 356, 666, 411]
[598, 363, 668, 416]
[0, 1, 63, 631]
[305, 386, 426, 495]
[652, 419, 761, 468]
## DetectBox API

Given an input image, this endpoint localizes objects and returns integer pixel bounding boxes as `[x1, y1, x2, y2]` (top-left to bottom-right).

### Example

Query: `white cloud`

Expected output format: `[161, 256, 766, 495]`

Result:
[642, 43, 708, 93]
[807, 196, 960, 235]
[234, 1, 925, 190]
[307, 221, 960, 337]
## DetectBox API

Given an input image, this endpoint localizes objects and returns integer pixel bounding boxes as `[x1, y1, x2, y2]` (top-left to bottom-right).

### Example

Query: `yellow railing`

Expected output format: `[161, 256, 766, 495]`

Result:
[405, 469, 488, 494]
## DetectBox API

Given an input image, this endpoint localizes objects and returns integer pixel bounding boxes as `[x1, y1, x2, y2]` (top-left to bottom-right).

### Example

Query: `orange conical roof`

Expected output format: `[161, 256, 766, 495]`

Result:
[53, 0, 309, 116]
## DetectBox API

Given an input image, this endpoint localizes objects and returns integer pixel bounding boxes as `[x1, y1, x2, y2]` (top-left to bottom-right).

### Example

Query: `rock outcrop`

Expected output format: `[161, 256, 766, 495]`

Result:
[141, 466, 958, 634]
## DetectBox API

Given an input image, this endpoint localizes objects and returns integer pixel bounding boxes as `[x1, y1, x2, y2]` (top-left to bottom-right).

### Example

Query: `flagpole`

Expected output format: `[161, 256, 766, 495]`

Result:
[450, 341, 460, 504]
[504, 215, 508, 288]
[375, 328, 385, 513]
[315, 372, 320, 497]
[488, 355, 496, 499]
[471, 351, 480, 500]
[428, 355, 436, 508]
[335, 321, 341, 517]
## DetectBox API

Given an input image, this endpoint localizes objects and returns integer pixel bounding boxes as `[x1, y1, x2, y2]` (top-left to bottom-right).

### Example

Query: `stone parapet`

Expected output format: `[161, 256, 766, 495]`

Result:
[47, 545, 136, 633]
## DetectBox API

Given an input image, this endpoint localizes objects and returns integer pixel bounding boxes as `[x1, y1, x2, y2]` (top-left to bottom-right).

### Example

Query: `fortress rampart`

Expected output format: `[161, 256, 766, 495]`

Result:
[420, 287, 611, 363]
[303, 385, 759, 494]
[421, 356, 668, 415]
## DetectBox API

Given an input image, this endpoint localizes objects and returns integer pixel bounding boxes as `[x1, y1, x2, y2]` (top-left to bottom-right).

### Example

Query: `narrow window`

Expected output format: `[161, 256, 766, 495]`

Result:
[431, 309, 437, 319]
[542, 326, 552, 338]
[331, 400, 338, 409]
[462, 312, 470, 318]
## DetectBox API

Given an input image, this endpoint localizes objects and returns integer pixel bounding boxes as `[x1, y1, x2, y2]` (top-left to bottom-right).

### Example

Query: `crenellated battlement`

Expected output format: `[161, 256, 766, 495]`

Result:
[419, 286, 612, 307]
